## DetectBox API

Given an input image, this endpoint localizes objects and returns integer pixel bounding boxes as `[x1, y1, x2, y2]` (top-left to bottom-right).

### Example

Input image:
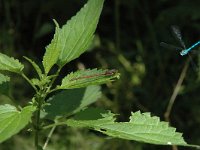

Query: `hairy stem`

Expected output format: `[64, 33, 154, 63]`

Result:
[46, 66, 62, 94]
[34, 67, 62, 149]
[34, 95, 43, 149]
[22, 73, 38, 91]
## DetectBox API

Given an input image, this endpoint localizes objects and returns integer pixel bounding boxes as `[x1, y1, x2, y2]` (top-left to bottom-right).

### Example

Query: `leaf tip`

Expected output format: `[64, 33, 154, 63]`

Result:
[52, 19, 60, 28]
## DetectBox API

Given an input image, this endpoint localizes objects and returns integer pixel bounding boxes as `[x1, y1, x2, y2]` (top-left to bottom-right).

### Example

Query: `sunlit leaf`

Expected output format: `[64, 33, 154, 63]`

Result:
[54, 0, 105, 66]
[66, 109, 191, 146]
[58, 69, 120, 89]
[0, 53, 24, 74]
[23, 56, 43, 78]
[42, 20, 61, 74]
[0, 104, 36, 143]
[0, 74, 10, 95]
[0, 74, 10, 85]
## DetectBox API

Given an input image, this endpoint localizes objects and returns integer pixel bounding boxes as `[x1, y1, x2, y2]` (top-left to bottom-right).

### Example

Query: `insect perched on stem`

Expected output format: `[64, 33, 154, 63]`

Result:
[70, 69, 118, 81]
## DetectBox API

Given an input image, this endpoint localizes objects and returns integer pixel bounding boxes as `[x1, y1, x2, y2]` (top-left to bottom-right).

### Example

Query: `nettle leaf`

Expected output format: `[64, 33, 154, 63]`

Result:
[55, 0, 105, 66]
[23, 56, 42, 78]
[67, 108, 116, 127]
[0, 73, 10, 84]
[0, 53, 24, 74]
[0, 104, 36, 143]
[0, 74, 10, 95]
[58, 69, 120, 89]
[66, 109, 190, 146]
[42, 20, 61, 74]
[44, 85, 101, 120]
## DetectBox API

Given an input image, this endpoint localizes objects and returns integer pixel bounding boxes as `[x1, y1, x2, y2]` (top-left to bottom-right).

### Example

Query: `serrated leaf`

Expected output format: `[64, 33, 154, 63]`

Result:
[0, 53, 24, 74]
[58, 69, 120, 89]
[0, 74, 10, 95]
[31, 78, 41, 87]
[0, 104, 36, 143]
[42, 20, 61, 74]
[0, 73, 10, 85]
[23, 56, 43, 78]
[66, 110, 189, 146]
[43, 85, 101, 120]
[31, 75, 55, 87]
[67, 108, 116, 127]
[54, 0, 105, 66]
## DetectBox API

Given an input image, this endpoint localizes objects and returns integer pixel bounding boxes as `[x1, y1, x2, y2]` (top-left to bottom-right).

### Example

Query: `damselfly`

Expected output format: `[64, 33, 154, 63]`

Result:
[160, 25, 200, 70]
[161, 25, 200, 56]
[180, 41, 200, 56]
[70, 69, 118, 81]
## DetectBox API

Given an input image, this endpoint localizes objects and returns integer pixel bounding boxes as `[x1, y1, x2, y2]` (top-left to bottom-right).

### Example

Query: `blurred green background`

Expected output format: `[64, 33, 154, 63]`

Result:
[0, 0, 200, 149]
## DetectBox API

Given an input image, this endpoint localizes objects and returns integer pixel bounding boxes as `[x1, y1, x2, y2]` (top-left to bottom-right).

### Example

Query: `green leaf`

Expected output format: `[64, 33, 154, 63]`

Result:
[0, 104, 36, 143]
[43, 0, 105, 71]
[23, 56, 43, 78]
[0, 74, 10, 95]
[31, 75, 55, 87]
[0, 53, 24, 74]
[55, 0, 105, 66]
[67, 108, 116, 126]
[58, 69, 120, 89]
[43, 85, 101, 120]
[42, 20, 61, 74]
[0, 73, 10, 84]
[66, 110, 190, 146]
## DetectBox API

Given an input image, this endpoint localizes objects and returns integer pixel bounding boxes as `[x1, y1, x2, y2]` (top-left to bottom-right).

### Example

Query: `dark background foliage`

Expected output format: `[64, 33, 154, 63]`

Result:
[0, 0, 200, 149]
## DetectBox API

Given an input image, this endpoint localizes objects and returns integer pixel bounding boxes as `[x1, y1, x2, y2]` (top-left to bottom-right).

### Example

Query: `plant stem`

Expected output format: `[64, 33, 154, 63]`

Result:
[164, 58, 189, 122]
[43, 121, 66, 130]
[34, 95, 42, 149]
[34, 67, 62, 149]
[21, 73, 38, 91]
[22, 72, 41, 149]
[43, 126, 56, 150]
[48, 88, 59, 94]
[46, 66, 62, 94]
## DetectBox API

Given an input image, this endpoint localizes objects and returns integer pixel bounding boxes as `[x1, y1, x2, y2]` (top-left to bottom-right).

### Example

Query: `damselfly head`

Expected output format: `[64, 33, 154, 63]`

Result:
[180, 50, 187, 56]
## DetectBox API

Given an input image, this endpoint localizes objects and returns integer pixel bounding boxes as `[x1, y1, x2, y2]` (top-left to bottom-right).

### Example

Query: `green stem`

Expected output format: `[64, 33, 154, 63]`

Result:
[21, 73, 38, 91]
[33, 66, 63, 149]
[34, 66, 62, 149]
[34, 96, 42, 149]
[43, 126, 56, 150]
[46, 66, 62, 94]
[48, 87, 60, 94]
[43, 121, 67, 130]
